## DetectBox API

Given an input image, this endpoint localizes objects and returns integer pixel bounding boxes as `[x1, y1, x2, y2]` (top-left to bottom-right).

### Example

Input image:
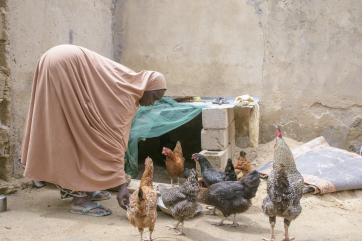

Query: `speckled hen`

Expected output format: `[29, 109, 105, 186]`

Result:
[262, 127, 304, 241]
[159, 169, 200, 235]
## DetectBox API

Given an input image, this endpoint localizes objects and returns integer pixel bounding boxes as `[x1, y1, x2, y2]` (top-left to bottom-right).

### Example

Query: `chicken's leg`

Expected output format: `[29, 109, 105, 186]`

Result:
[177, 177, 180, 186]
[142, 227, 154, 241]
[176, 221, 185, 235]
[138, 228, 144, 241]
[231, 214, 239, 227]
[166, 220, 184, 235]
[282, 219, 295, 241]
[205, 206, 217, 215]
[166, 220, 180, 230]
[170, 178, 174, 187]
[212, 217, 227, 226]
[262, 216, 276, 241]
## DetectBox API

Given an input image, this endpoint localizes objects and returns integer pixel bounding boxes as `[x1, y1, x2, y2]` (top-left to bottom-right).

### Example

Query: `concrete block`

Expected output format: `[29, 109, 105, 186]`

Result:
[249, 104, 260, 147]
[228, 120, 235, 156]
[201, 120, 236, 151]
[202, 107, 234, 129]
[229, 120, 236, 147]
[196, 145, 232, 173]
[201, 128, 229, 151]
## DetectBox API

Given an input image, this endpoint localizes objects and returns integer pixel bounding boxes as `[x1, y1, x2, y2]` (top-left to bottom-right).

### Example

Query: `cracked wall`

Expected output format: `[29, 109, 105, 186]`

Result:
[113, 0, 362, 149]
[258, 0, 362, 150]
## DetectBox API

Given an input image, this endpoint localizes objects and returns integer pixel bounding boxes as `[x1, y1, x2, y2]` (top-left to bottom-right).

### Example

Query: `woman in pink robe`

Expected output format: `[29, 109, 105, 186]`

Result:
[21, 44, 166, 216]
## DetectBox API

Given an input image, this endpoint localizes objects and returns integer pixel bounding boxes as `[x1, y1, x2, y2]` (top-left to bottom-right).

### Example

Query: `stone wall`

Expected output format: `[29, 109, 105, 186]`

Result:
[113, 0, 362, 150]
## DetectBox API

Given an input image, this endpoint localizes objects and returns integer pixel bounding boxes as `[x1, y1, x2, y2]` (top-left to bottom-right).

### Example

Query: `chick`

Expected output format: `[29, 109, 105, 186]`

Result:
[234, 151, 253, 180]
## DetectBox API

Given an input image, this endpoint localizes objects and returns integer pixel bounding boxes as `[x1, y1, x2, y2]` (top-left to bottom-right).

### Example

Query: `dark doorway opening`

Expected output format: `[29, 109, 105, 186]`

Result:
[137, 114, 202, 183]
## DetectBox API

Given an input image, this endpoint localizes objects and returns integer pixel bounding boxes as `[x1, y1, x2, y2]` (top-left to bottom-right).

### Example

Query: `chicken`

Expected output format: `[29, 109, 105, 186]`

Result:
[262, 127, 304, 241]
[192, 154, 237, 215]
[162, 141, 185, 186]
[183, 167, 192, 179]
[234, 151, 253, 180]
[159, 168, 200, 235]
[191, 153, 225, 186]
[198, 170, 260, 226]
[224, 158, 237, 181]
[127, 157, 158, 241]
[184, 167, 208, 188]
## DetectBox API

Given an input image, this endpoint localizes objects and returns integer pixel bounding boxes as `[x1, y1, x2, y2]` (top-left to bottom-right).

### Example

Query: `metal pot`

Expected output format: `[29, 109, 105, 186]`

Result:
[0, 195, 7, 212]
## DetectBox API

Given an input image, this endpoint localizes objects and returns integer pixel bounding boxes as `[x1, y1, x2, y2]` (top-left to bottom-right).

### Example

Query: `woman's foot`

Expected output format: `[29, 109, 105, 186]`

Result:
[70, 196, 112, 217]
[32, 180, 46, 188]
[87, 191, 112, 201]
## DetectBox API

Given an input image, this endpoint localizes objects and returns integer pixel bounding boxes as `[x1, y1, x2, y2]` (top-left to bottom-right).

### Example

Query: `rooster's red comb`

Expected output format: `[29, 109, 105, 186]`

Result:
[275, 125, 282, 138]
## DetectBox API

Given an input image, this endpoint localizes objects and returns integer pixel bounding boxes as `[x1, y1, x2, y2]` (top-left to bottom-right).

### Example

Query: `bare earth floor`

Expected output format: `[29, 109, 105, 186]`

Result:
[0, 184, 362, 241]
[1, 138, 362, 241]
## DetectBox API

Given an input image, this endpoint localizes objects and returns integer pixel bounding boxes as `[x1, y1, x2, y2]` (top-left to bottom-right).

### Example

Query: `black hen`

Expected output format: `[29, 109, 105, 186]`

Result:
[199, 170, 260, 226]
[224, 158, 237, 181]
[191, 153, 225, 186]
[183, 167, 192, 178]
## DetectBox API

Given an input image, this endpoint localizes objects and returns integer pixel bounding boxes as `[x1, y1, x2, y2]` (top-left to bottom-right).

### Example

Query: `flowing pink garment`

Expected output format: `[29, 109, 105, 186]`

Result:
[21, 44, 166, 191]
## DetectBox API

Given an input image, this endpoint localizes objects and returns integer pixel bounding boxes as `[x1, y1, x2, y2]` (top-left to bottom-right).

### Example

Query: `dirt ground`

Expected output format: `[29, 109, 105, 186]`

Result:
[1, 138, 362, 241]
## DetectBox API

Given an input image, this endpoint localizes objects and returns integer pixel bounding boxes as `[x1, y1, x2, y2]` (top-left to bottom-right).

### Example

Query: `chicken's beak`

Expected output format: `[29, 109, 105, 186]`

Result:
[191, 154, 198, 162]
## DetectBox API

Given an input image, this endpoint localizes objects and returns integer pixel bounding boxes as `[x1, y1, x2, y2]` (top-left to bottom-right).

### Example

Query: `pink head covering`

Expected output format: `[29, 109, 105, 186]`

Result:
[145, 71, 167, 91]
[116, 69, 167, 100]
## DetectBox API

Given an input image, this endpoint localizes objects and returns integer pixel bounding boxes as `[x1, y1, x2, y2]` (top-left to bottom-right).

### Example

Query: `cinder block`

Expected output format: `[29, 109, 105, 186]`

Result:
[201, 128, 229, 151]
[196, 146, 232, 174]
[202, 107, 234, 129]
[249, 104, 260, 147]
[201, 121, 236, 151]
[229, 120, 236, 147]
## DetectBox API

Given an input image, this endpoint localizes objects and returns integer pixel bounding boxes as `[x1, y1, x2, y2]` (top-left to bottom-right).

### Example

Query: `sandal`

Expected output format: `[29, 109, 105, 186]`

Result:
[88, 191, 112, 201]
[70, 202, 112, 217]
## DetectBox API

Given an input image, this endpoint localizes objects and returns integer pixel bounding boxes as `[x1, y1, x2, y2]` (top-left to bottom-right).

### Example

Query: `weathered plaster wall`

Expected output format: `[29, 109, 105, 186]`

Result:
[6, 0, 114, 176]
[258, 0, 362, 150]
[0, 0, 10, 180]
[114, 0, 362, 149]
[2, 0, 361, 179]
